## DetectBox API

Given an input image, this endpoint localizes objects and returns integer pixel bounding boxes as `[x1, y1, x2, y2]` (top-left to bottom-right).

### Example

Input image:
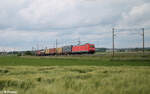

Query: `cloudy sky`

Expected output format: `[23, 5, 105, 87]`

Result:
[0, 0, 150, 51]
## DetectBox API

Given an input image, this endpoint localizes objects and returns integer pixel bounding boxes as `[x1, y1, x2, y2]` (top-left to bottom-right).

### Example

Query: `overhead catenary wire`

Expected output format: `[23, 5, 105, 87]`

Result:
[112, 27, 145, 56]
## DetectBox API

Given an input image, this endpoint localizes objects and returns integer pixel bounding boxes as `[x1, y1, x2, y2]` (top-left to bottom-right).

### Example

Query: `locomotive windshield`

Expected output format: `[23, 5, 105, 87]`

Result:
[90, 45, 95, 48]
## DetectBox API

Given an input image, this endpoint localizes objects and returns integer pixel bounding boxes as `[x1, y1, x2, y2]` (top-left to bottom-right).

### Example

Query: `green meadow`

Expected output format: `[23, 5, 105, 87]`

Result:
[0, 53, 150, 94]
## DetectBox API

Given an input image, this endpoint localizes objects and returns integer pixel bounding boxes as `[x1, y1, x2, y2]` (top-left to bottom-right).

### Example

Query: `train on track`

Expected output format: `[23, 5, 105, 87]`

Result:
[36, 43, 95, 56]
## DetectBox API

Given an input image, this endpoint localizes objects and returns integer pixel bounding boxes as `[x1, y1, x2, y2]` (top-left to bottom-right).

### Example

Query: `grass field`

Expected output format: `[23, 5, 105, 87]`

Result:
[0, 54, 150, 66]
[0, 53, 150, 94]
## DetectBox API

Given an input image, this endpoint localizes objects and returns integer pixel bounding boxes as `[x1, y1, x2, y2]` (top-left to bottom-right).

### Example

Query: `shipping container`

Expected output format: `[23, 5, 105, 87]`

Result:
[62, 45, 72, 54]
[36, 50, 41, 56]
[40, 50, 45, 56]
[49, 48, 56, 55]
[56, 48, 63, 54]
[45, 49, 50, 55]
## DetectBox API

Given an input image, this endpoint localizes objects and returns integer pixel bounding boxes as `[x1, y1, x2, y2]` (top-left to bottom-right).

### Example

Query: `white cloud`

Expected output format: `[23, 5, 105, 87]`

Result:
[120, 3, 150, 27]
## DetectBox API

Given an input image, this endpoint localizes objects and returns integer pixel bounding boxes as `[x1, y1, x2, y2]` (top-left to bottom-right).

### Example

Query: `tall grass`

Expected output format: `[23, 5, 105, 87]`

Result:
[0, 66, 150, 94]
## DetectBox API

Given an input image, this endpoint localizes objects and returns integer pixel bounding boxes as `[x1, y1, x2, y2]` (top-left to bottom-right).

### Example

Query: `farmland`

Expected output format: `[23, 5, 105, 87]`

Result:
[0, 53, 150, 94]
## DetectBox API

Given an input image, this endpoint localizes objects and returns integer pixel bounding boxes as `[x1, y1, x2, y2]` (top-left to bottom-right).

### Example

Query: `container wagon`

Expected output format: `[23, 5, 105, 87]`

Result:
[56, 48, 63, 55]
[45, 49, 50, 55]
[62, 45, 72, 55]
[49, 48, 56, 55]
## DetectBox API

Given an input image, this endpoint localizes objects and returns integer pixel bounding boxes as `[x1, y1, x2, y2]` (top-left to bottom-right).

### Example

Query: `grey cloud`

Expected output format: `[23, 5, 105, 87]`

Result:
[0, 0, 150, 49]
[1, 0, 147, 30]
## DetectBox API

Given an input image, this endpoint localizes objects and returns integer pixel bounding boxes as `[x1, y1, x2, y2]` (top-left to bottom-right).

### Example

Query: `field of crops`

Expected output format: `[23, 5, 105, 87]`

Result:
[0, 53, 150, 94]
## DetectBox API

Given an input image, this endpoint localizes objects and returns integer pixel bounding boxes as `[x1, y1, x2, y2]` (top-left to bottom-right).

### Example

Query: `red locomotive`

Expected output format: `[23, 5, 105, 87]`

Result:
[72, 43, 95, 54]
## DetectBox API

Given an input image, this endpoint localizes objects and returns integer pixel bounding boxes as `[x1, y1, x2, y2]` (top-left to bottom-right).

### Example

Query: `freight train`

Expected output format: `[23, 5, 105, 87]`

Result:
[36, 43, 95, 56]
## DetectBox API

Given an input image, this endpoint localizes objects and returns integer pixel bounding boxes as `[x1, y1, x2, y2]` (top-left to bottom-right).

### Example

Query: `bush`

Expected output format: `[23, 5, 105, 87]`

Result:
[17, 53, 22, 56]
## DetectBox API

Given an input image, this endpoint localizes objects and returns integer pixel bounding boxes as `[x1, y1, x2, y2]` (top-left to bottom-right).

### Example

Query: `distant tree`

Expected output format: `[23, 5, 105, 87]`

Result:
[96, 48, 107, 52]
[25, 51, 32, 55]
